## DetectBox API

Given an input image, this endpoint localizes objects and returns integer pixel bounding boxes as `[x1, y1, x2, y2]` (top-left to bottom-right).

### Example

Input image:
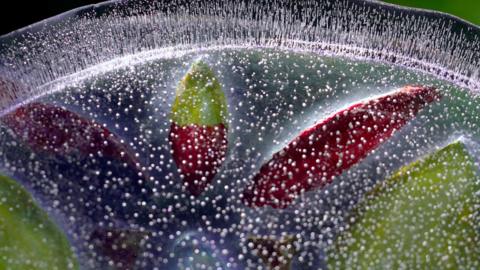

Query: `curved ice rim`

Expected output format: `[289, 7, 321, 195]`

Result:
[0, 0, 479, 116]
[1, 0, 478, 40]
[0, 1, 112, 39]
[1, 39, 477, 117]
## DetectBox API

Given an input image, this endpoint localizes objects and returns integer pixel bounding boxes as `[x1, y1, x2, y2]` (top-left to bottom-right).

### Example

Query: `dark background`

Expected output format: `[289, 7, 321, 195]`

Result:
[0, 0, 105, 36]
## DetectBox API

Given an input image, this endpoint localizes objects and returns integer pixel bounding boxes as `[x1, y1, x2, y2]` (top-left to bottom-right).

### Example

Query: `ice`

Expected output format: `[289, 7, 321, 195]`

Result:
[0, 1, 479, 269]
[0, 0, 479, 113]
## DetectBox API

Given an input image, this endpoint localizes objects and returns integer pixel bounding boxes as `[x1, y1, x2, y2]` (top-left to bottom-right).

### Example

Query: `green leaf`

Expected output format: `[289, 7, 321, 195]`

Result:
[382, 0, 480, 26]
[328, 142, 480, 269]
[171, 61, 228, 126]
[0, 174, 78, 270]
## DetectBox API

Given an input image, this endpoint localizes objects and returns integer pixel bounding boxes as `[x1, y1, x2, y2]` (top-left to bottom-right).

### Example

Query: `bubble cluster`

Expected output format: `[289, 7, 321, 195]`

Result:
[0, 48, 478, 269]
[0, 1, 479, 269]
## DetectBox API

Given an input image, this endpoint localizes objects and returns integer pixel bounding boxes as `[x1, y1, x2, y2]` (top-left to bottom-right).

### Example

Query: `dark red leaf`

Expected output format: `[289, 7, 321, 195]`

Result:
[243, 86, 441, 208]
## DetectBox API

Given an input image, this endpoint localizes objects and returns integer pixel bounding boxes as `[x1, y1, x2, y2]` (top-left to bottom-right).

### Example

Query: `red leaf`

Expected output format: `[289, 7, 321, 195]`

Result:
[1, 102, 141, 172]
[89, 227, 147, 270]
[243, 86, 441, 208]
[169, 123, 227, 196]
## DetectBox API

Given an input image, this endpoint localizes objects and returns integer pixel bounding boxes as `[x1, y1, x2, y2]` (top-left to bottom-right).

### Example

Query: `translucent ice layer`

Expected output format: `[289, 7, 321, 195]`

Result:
[0, 1, 479, 270]
[0, 0, 479, 112]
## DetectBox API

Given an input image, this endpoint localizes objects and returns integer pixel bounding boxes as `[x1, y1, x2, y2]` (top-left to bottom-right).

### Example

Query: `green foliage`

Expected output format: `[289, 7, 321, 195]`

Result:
[382, 0, 480, 25]
[171, 61, 228, 126]
[328, 142, 480, 269]
[0, 174, 78, 270]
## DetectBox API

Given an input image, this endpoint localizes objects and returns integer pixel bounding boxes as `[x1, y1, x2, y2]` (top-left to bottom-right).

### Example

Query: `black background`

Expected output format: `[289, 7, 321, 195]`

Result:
[0, 0, 105, 36]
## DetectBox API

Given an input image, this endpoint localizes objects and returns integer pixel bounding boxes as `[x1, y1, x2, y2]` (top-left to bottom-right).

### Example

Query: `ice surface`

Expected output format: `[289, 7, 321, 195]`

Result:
[0, 48, 479, 269]
[0, 0, 479, 113]
[0, 1, 479, 269]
